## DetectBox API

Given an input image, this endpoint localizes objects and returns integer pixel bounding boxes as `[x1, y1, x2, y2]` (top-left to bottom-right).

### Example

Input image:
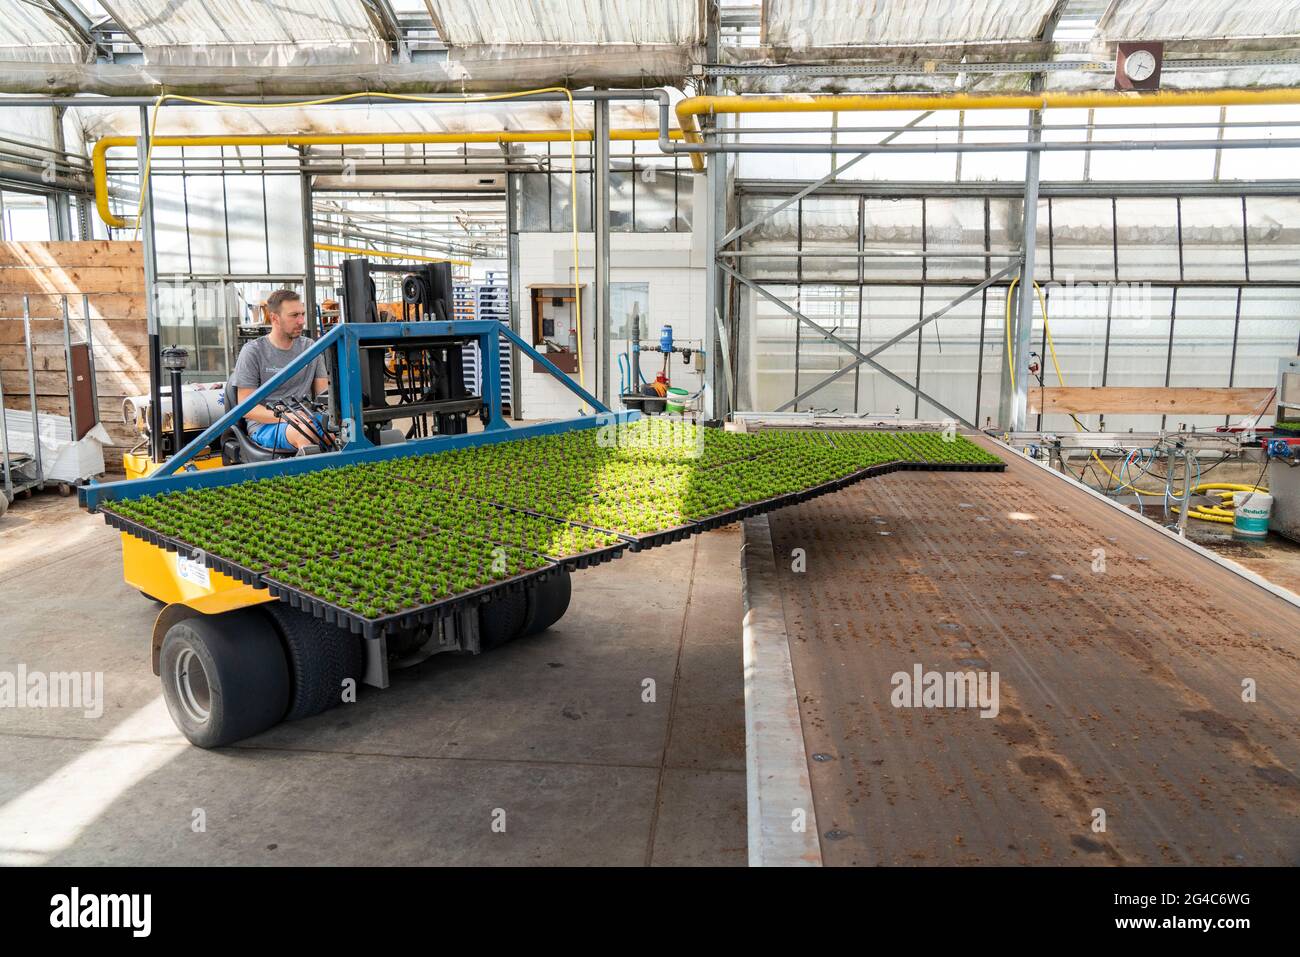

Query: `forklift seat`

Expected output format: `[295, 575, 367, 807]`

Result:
[219, 380, 296, 466]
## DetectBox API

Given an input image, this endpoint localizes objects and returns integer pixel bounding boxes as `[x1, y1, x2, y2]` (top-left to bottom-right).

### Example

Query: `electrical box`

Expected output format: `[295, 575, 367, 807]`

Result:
[1276, 357, 1300, 425]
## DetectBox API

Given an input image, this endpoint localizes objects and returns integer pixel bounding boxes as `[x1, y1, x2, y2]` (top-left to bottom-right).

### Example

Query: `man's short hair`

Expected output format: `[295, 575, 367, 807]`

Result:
[266, 289, 303, 316]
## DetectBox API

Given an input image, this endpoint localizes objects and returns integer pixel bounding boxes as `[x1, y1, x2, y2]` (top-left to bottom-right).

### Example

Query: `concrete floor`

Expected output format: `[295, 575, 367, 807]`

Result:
[0, 492, 746, 866]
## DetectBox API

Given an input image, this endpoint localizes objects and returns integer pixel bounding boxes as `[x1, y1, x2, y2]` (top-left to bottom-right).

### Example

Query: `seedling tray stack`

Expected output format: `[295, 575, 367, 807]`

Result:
[98, 422, 1004, 637]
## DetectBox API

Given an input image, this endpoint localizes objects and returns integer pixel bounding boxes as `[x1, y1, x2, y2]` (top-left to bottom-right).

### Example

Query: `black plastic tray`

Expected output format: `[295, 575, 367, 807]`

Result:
[101, 445, 1005, 640]
[618, 522, 699, 552]
[100, 507, 276, 587]
[263, 560, 561, 640]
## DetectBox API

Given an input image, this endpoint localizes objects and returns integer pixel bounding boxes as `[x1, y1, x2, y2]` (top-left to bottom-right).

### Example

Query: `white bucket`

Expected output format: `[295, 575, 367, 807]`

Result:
[1233, 490, 1273, 538]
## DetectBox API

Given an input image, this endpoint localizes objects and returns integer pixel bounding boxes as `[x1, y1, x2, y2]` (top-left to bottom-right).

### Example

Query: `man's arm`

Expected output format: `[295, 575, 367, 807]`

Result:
[236, 387, 288, 425]
[311, 376, 329, 399]
[230, 344, 282, 425]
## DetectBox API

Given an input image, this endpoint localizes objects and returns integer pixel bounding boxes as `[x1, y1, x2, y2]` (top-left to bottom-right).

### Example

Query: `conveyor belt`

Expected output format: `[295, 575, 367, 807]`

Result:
[760, 437, 1300, 865]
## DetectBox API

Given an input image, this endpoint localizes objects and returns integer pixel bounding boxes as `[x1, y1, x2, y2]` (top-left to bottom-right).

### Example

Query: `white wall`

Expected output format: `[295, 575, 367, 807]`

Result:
[515, 229, 707, 419]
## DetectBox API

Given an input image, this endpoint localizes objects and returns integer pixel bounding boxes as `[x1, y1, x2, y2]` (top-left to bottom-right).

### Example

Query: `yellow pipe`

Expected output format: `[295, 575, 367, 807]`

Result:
[94, 129, 682, 228]
[313, 242, 470, 267]
[676, 86, 1300, 171]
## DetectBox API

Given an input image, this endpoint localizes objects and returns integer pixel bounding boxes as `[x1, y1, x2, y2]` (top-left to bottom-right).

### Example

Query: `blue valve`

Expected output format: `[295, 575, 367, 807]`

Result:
[659, 324, 673, 353]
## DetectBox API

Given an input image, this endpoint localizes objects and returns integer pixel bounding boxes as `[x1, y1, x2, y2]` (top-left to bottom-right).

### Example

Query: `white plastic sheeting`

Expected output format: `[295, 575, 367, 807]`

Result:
[1099, 0, 1300, 42]
[763, 0, 1060, 49]
[429, 0, 703, 45]
[0, 0, 86, 63]
[72, 98, 676, 140]
[100, 0, 390, 66]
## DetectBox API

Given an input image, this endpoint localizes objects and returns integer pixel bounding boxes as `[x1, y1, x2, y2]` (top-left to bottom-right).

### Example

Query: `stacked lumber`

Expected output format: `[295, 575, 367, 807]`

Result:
[0, 241, 148, 472]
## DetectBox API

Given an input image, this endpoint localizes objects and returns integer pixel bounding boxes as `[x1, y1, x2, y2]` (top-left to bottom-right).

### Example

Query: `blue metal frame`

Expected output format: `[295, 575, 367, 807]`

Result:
[80, 319, 627, 510]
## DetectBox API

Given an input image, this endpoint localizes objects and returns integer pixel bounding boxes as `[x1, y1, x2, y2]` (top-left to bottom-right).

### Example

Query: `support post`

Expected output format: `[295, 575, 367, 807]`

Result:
[594, 96, 612, 407]
[706, 115, 728, 421]
[138, 105, 164, 462]
[300, 162, 318, 335]
[506, 171, 523, 420]
[1001, 102, 1043, 430]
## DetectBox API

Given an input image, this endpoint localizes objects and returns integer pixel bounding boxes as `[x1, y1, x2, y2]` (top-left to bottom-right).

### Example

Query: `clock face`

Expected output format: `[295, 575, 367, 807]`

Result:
[1124, 49, 1157, 82]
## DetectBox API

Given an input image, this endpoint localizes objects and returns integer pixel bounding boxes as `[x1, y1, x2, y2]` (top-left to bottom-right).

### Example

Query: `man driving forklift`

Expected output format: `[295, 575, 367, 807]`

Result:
[230, 289, 330, 451]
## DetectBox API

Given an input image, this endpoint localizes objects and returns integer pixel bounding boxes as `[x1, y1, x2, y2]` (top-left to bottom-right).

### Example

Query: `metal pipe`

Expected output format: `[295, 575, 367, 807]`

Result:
[313, 242, 470, 266]
[81, 294, 97, 420]
[169, 366, 185, 459]
[0, 91, 662, 108]
[594, 96, 611, 407]
[716, 249, 1019, 259]
[667, 87, 1300, 170]
[138, 105, 164, 464]
[95, 129, 684, 228]
[1010, 100, 1044, 431]
[22, 298, 43, 484]
[61, 296, 77, 440]
[671, 134, 1300, 158]
[715, 119, 1300, 135]
[0, 323, 10, 501]
[300, 164, 317, 336]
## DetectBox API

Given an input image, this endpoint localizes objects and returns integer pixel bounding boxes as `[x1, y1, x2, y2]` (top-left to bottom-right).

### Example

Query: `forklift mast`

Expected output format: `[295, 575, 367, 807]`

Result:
[337, 258, 478, 444]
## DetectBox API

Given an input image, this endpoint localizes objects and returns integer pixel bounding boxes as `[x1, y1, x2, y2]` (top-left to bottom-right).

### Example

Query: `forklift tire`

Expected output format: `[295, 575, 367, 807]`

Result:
[524, 569, 571, 637]
[262, 604, 365, 722]
[479, 589, 528, 651]
[57, 483, 74, 497]
[159, 609, 290, 749]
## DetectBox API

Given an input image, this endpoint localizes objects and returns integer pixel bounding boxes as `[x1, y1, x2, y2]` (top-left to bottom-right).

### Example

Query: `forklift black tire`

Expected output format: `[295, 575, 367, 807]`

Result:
[524, 569, 571, 637]
[159, 609, 290, 749]
[262, 604, 365, 721]
[479, 589, 528, 650]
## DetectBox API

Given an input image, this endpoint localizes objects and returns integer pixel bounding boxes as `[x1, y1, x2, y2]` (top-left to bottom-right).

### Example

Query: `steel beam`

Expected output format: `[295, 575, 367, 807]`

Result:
[137, 105, 164, 463]
[720, 112, 931, 249]
[506, 170, 523, 420]
[594, 96, 611, 407]
[769, 265, 1012, 417]
[1000, 114, 1041, 428]
[299, 163, 317, 335]
[719, 262, 970, 425]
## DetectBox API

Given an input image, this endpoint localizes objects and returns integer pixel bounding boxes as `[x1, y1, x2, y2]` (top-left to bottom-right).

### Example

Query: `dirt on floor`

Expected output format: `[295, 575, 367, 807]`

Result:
[764, 440, 1300, 866]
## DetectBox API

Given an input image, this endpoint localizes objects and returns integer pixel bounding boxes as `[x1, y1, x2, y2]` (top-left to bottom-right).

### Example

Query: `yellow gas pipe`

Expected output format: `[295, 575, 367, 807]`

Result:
[675, 87, 1300, 171]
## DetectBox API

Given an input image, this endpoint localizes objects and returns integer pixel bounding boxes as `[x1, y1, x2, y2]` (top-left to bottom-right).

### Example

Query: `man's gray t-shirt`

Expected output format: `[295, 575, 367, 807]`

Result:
[230, 335, 327, 422]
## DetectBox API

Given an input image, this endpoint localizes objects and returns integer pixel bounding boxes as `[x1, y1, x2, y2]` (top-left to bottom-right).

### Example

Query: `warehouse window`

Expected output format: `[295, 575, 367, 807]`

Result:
[514, 142, 694, 233]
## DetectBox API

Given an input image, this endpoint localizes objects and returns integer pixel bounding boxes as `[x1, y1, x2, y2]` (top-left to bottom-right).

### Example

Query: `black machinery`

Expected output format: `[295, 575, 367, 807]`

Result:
[338, 257, 483, 445]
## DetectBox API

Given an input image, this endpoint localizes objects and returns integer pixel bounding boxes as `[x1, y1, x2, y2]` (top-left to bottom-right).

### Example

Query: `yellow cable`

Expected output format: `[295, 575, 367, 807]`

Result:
[1018, 277, 1233, 498]
[127, 88, 589, 404]
[1008, 278, 1263, 512]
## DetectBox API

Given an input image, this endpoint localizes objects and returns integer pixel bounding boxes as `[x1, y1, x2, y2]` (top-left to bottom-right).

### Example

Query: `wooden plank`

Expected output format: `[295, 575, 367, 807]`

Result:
[0, 293, 148, 321]
[0, 241, 142, 269]
[6, 394, 129, 426]
[1028, 386, 1274, 415]
[0, 266, 145, 294]
[0, 342, 149, 375]
[0, 319, 149, 348]
[2, 368, 145, 399]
